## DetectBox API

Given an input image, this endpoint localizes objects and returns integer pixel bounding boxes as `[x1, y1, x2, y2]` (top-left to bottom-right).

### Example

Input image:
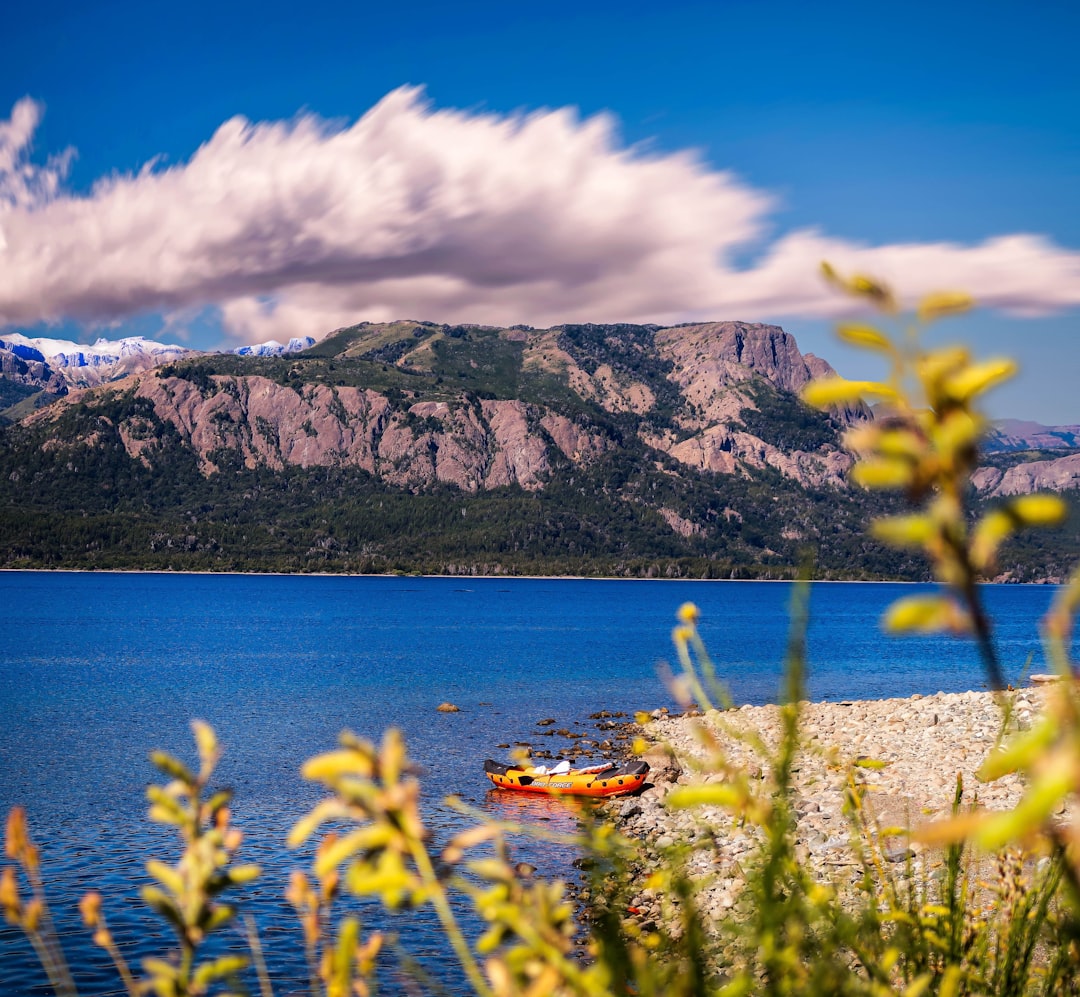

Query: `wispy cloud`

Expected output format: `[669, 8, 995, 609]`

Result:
[1, 88, 1078, 344]
[0, 99, 74, 215]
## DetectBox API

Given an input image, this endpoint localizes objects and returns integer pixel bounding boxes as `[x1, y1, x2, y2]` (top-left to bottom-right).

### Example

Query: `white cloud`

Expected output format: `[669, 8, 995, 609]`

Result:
[1, 88, 1078, 345]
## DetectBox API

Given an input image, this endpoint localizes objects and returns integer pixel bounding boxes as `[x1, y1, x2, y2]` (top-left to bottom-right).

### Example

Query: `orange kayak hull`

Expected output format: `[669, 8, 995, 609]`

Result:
[484, 759, 649, 798]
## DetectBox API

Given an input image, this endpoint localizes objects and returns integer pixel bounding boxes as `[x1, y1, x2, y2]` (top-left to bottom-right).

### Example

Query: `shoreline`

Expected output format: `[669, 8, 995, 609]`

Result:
[0, 566, 1062, 586]
[605, 686, 1049, 927]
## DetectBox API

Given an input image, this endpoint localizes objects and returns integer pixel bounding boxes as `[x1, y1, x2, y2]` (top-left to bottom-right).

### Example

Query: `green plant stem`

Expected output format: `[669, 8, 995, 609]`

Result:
[25, 868, 78, 997]
[25, 927, 77, 997]
[302, 923, 321, 997]
[962, 574, 1006, 691]
[181, 939, 195, 995]
[244, 914, 276, 997]
[98, 930, 139, 997]
[408, 842, 493, 997]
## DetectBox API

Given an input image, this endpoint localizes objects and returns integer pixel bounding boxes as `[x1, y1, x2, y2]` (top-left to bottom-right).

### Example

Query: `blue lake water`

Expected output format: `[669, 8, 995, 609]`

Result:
[0, 572, 1066, 994]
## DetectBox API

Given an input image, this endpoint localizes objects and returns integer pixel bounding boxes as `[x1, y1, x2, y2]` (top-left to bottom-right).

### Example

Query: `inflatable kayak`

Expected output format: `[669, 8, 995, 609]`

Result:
[484, 758, 650, 798]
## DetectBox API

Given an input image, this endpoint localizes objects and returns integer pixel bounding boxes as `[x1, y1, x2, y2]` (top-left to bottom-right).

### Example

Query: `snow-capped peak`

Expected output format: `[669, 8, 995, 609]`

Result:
[0, 331, 317, 368]
[0, 332, 193, 368]
[230, 337, 316, 357]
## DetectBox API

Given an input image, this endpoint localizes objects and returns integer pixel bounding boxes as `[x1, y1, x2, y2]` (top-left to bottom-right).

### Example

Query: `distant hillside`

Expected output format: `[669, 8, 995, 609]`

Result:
[984, 419, 1080, 452]
[973, 420, 1080, 501]
[0, 320, 1075, 580]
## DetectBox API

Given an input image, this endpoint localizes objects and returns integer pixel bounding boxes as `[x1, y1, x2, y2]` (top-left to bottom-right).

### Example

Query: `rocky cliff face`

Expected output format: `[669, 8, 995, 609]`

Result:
[972, 420, 1080, 497]
[11, 320, 1073, 514]
[55, 374, 613, 493]
[0, 348, 68, 398]
[647, 321, 858, 486]
[973, 454, 1080, 498]
[24, 320, 862, 496]
[657, 321, 824, 398]
[664, 425, 854, 488]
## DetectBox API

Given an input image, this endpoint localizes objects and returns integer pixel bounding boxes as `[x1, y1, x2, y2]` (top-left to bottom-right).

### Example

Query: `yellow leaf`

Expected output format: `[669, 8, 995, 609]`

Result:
[676, 602, 700, 624]
[667, 785, 742, 809]
[477, 925, 508, 955]
[466, 858, 514, 883]
[871, 515, 935, 548]
[881, 910, 916, 926]
[143, 958, 180, 982]
[287, 799, 351, 848]
[79, 891, 102, 928]
[145, 860, 183, 895]
[140, 885, 178, 920]
[932, 409, 981, 460]
[380, 729, 407, 785]
[836, 323, 894, 352]
[5, 807, 28, 863]
[0, 866, 22, 917]
[849, 274, 897, 309]
[191, 720, 218, 769]
[917, 347, 970, 390]
[970, 509, 1015, 571]
[802, 377, 897, 409]
[193, 955, 249, 988]
[939, 967, 964, 997]
[347, 851, 413, 907]
[913, 812, 989, 847]
[843, 424, 881, 452]
[920, 903, 951, 918]
[916, 291, 974, 323]
[147, 805, 186, 828]
[971, 496, 1066, 571]
[902, 971, 934, 997]
[853, 758, 887, 770]
[331, 916, 359, 990]
[1010, 493, 1066, 526]
[978, 716, 1058, 781]
[874, 428, 925, 460]
[302, 750, 374, 784]
[943, 357, 1017, 402]
[228, 864, 261, 885]
[315, 827, 395, 879]
[716, 971, 754, 997]
[149, 752, 195, 785]
[852, 459, 914, 489]
[884, 595, 970, 634]
[975, 758, 1076, 851]
[821, 262, 898, 309]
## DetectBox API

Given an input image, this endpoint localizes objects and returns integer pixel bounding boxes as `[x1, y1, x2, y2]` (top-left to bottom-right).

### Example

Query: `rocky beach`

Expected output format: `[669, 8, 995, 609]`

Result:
[603, 687, 1047, 927]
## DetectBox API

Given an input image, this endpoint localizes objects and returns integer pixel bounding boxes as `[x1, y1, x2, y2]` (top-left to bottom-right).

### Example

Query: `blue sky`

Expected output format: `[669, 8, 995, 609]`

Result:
[2, 0, 1078, 422]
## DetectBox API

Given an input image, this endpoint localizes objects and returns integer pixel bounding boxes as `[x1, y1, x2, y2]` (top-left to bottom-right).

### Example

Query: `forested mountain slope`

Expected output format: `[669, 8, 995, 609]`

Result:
[0, 320, 1074, 580]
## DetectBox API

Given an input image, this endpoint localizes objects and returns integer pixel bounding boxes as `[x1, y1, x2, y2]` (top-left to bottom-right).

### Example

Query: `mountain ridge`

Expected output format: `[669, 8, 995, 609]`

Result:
[27, 319, 856, 491]
[0, 319, 1075, 580]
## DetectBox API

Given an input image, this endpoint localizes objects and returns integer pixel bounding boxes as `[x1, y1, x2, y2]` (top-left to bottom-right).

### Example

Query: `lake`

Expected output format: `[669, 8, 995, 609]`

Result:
[0, 572, 1065, 994]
